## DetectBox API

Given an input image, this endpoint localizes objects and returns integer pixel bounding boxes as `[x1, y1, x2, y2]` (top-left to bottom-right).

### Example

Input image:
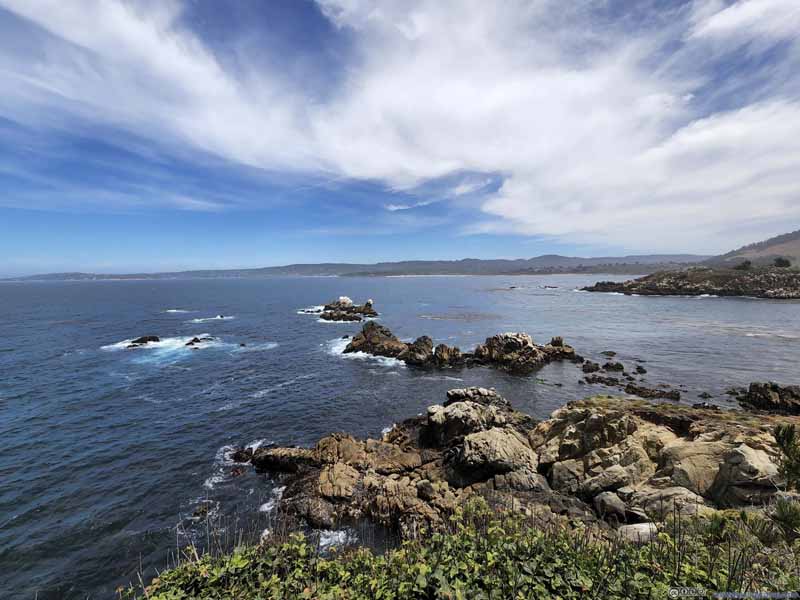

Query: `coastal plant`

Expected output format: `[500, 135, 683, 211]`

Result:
[774, 257, 792, 268]
[123, 499, 800, 600]
[774, 423, 800, 491]
[733, 259, 753, 271]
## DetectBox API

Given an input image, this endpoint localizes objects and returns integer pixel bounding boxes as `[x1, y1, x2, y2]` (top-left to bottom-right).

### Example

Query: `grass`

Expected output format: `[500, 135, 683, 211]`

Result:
[122, 498, 800, 600]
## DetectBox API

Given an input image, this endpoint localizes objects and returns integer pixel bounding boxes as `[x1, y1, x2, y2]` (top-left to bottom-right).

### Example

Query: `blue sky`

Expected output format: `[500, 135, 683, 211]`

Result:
[1, 0, 799, 276]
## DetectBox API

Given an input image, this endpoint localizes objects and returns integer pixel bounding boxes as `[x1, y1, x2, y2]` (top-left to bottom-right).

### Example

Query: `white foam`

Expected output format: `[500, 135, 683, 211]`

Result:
[189, 315, 235, 323]
[165, 309, 191, 313]
[246, 438, 271, 452]
[297, 305, 325, 315]
[102, 333, 219, 352]
[381, 424, 395, 436]
[233, 342, 279, 353]
[203, 473, 225, 490]
[316, 317, 367, 324]
[259, 486, 286, 513]
[318, 529, 356, 550]
[324, 337, 405, 368]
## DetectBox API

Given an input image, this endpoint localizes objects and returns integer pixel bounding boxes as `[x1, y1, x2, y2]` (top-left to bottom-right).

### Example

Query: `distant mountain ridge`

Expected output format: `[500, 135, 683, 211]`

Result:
[3, 254, 708, 281]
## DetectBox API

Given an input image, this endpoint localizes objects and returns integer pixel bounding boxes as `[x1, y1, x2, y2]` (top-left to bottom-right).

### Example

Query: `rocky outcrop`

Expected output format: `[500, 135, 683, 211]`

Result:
[185, 336, 214, 347]
[584, 266, 800, 299]
[472, 333, 577, 374]
[237, 392, 796, 538]
[344, 322, 408, 358]
[319, 297, 379, 322]
[345, 323, 575, 374]
[126, 335, 159, 348]
[738, 382, 800, 415]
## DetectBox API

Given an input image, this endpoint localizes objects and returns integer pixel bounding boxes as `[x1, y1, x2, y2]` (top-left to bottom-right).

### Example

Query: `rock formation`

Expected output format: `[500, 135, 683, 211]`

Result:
[738, 382, 800, 415]
[343, 322, 576, 373]
[583, 266, 800, 299]
[237, 390, 794, 538]
[318, 297, 379, 322]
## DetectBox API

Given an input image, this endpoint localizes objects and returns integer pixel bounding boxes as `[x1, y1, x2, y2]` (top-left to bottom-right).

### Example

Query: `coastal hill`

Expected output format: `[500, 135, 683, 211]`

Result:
[584, 230, 800, 299]
[4, 254, 707, 281]
[708, 229, 800, 267]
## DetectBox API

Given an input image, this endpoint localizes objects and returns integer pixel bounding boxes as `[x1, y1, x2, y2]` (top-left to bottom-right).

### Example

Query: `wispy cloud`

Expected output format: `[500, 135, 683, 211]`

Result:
[0, 0, 798, 252]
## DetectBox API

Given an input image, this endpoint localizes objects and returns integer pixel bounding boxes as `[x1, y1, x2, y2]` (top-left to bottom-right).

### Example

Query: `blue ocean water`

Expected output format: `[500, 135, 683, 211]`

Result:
[1, 275, 798, 599]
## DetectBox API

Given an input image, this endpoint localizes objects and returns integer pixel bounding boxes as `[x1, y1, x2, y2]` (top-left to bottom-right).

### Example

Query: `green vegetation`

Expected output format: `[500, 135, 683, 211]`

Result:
[733, 259, 753, 271]
[124, 499, 800, 600]
[775, 257, 792, 268]
[775, 424, 800, 491]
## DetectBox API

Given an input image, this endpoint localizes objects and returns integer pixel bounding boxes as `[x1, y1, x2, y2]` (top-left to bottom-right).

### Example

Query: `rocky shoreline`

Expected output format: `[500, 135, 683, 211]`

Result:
[233, 387, 795, 541]
[584, 266, 800, 299]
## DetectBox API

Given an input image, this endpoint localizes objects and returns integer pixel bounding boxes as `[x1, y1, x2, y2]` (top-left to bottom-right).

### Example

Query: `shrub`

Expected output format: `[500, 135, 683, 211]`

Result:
[775, 257, 792, 268]
[123, 499, 800, 599]
[734, 260, 752, 271]
[775, 423, 800, 491]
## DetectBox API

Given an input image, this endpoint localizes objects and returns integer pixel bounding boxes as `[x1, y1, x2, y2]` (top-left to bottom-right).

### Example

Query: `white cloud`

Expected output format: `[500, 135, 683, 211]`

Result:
[0, 0, 798, 252]
[691, 0, 800, 43]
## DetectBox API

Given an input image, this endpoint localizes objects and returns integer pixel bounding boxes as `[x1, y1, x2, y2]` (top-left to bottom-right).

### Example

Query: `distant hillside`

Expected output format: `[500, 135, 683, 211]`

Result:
[710, 230, 800, 267]
[3, 254, 708, 281]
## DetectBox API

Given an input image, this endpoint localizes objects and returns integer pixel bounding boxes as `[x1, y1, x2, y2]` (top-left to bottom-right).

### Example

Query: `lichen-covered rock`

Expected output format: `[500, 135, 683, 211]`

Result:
[711, 444, 780, 505]
[448, 428, 538, 485]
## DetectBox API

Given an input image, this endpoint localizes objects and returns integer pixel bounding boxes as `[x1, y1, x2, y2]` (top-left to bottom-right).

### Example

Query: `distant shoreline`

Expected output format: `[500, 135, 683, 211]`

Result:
[0, 270, 659, 282]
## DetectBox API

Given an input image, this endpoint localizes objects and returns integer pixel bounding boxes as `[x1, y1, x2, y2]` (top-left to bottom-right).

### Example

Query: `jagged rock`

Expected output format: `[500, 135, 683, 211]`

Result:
[635, 365, 647, 374]
[444, 387, 510, 408]
[448, 428, 538, 485]
[399, 336, 433, 365]
[582, 361, 601, 373]
[344, 322, 407, 357]
[580, 464, 631, 497]
[739, 382, 800, 415]
[319, 463, 360, 499]
[427, 402, 507, 446]
[472, 332, 575, 373]
[433, 343, 464, 367]
[252, 447, 318, 473]
[319, 297, 379, 321]
[493, 468, 551, 492]
[550, 459, 585, 493]
[242, 393, 796, 537]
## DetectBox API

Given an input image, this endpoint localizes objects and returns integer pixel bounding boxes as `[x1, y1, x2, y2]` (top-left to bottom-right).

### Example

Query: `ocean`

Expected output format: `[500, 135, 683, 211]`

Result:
[1, 275, 798, 599]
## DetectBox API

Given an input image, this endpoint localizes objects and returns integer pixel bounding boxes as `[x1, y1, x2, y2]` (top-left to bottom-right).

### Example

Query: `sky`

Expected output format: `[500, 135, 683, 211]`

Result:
[1, 0, 799, 276]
